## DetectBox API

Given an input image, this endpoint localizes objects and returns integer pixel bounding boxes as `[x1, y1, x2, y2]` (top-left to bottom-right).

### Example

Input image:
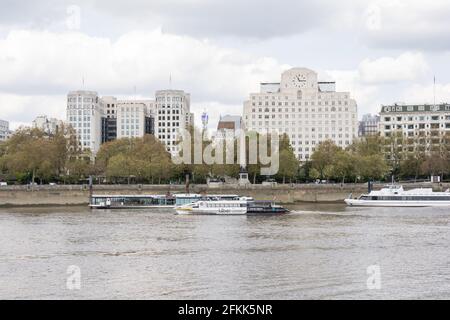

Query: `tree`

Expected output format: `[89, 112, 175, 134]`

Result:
[309, 168, 320, 181]
[311, 140, 341, 179]
[420, 152, 447, 178]
[355, 154, 389, 181]
[334, 152, 355, 183]
[399, 152, 425, 181]
[96, 134, 174, 184]
[277, 149, 299, 183]
[1, 127, 72, 183]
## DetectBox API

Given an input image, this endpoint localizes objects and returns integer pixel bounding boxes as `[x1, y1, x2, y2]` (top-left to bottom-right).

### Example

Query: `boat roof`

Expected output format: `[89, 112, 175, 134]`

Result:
[92, 193, 240, 198]
[92, 194, 172, 198]
[370, 186, 450, 195]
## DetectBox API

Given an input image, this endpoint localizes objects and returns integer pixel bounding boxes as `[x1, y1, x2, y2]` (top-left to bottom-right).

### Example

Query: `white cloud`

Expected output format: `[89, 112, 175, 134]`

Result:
[358, 52, 429, 84]
[362, 0, 450, 50]
[191, 101, 243, 131]
[0, 93, 66, 129]
[401, 83, 450, 105]
[324, 69, 381, 115]
[0, 28, 289, 125]
[0, 28, 288, 98]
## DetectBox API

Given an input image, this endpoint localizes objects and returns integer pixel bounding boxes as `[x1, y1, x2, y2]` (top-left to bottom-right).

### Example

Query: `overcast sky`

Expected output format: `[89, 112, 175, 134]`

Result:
[1, 0, 450, 129]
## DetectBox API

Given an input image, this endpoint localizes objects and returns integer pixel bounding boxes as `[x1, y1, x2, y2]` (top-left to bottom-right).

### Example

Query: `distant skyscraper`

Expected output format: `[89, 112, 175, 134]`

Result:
[0, 119, 9, 141]
[358, 114, 380, 136]
[155, 89, 192, 155]
[66, 90, 103, 155]
[243, 67, 358, 161]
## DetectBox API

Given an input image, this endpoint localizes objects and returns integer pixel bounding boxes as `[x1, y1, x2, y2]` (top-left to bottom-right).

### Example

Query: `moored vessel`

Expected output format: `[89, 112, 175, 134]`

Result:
[90, 193, 240, 209]
[345, 185, 450, 207]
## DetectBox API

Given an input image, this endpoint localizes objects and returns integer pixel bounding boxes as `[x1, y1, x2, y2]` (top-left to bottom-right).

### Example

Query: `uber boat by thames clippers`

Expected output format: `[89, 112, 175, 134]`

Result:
[345, 185, 450, 207]
[175, 197, 289, 215]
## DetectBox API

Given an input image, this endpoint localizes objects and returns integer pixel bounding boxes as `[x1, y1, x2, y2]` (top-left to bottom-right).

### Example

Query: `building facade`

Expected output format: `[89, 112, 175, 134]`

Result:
[155, 90, 192, 155]
[358, 114, 380, 137]
[243, 67, 358, 161]
[32, 115, 63, 135]
[66, 90, 103, 155]
[380, 103, 450, 156]
[0, 119, 9, 141]
[116, 101, 154, 139]
[216, 115, 244, 138]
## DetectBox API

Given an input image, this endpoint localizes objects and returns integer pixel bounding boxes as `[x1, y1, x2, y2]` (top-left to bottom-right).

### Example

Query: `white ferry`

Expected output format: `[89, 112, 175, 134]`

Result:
[89, 194, 239, 209]
[175, 197, 289, 215]
[175, 197, 252, 215]
[345, 185, 450, 207]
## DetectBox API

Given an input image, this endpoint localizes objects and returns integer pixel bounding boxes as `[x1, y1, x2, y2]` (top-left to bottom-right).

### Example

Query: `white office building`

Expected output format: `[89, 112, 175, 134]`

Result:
[380, 103, 450, 156]
[66, 90, 103, 155]
[243, 67, 358, 161]
[32, 115, 63, 134]
[155, 89, 192, 155]
[116, 101, 154, 139]
[0, 119, 9, 141]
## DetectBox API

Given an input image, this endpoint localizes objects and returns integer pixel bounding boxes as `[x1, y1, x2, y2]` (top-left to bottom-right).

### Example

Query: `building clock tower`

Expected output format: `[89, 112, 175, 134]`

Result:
[280, 67, 318, 94]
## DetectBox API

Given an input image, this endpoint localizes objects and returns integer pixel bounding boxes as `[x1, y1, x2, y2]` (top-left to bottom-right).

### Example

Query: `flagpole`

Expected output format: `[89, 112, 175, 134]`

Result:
[433, 76, 436, 107]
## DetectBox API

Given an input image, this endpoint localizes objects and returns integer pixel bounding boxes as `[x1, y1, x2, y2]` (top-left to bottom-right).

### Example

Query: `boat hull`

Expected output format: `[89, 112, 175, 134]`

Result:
[175, 208, 247, 215]
[345, 199, 450, 207]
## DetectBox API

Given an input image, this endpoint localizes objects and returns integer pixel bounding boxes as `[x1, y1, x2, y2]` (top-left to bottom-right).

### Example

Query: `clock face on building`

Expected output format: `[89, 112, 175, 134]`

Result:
[291, 73, 307, 88]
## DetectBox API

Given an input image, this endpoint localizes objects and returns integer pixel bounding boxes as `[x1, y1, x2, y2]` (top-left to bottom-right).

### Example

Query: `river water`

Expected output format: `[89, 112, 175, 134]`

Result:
[0, 204, 449, 299]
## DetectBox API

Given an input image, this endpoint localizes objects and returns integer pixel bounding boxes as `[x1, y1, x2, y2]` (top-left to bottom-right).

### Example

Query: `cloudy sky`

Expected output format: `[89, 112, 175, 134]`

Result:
[1, 0, 450, 129]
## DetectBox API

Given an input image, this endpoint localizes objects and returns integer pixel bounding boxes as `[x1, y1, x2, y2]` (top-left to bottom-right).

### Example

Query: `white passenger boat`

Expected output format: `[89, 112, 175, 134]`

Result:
[175, 197, 290, 215]
[345, 185, 450, 207]
[89, 193, 240, 209]
[175, 197, 253, 215]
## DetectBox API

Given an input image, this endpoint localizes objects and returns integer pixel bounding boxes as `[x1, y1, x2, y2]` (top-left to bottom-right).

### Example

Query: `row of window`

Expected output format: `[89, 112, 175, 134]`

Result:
[384, 115, 450, 122]
[156, 96, 184, 102]
[157, 122, 180, 127]
[157, 104, 184, 109]
[120, 125, 140, 130]
[120, 131, 140, 137]
[384, 123, 450, 130]
[248, 121, 354, 128]
[67, 110, 95, 116]
[158, 110, 181, 114]
[361, 196, 450, 201]
[158, 116, 180, 121]
[71, 122, 91, 128]
[252, 101, 349, 107]
[158, 128, 178, 133]
[249, 114, 353, 119]
[68, 97, 97, 103]
[67, 105, 97, 110]
[120, 118, 141, 123]
[251, 94, 349, 100]
[68, 116, 91, 122]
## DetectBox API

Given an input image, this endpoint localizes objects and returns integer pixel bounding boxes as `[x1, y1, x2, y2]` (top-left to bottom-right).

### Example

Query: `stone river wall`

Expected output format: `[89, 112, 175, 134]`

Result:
[1, 182, 448, 207]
